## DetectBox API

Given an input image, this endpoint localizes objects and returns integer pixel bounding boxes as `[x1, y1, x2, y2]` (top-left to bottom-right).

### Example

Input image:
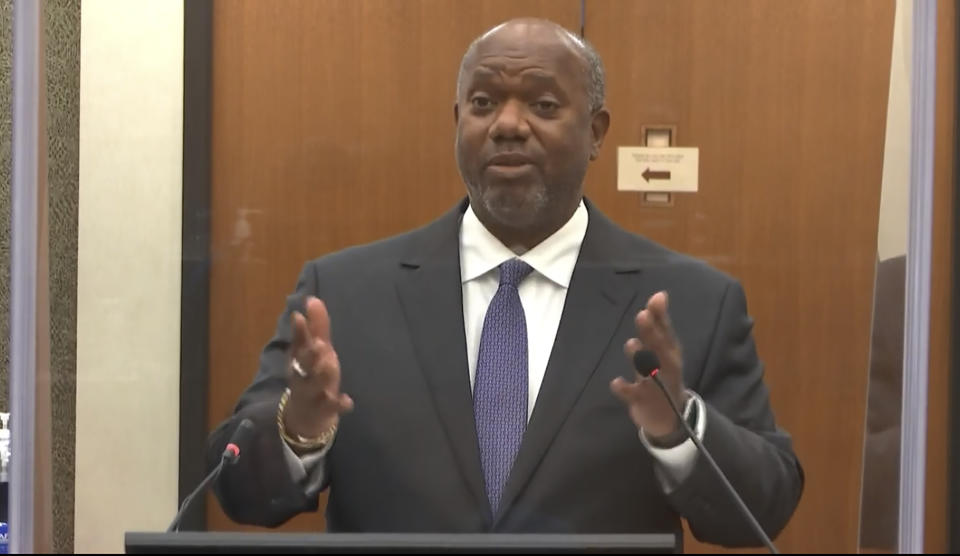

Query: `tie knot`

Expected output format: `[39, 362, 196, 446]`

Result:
[498, 259, 533, 288]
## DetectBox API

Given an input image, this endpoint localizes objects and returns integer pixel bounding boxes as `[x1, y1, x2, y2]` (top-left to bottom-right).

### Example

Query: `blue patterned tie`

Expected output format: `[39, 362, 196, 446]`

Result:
[473, 258, 534, 513]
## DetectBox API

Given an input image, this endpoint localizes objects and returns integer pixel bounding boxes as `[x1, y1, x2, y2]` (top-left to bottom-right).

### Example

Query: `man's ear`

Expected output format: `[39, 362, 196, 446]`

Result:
[454, 102, 460, 125]
[589, 108, 611, 160]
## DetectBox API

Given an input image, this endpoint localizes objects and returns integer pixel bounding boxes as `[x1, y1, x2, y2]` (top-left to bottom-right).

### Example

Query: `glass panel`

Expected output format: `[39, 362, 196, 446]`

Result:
[859, 0, 912, 551]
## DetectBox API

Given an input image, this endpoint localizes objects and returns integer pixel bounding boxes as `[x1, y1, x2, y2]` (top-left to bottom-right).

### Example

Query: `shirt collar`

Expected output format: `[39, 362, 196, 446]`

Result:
[460, 200, 588, 288]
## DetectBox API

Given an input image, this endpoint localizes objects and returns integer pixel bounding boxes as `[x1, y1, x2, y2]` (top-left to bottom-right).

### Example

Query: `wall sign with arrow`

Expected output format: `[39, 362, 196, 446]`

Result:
[617, 146, 699, 193]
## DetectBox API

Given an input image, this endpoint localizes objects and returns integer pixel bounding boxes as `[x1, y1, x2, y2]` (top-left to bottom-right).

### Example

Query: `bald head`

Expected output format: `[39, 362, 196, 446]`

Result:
[453, 17, 611, 250]
[457, 18, 605, 114]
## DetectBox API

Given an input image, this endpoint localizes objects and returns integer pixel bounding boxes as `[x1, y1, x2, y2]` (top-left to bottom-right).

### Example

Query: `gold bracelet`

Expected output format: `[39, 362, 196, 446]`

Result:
[277, 388, 338, 451]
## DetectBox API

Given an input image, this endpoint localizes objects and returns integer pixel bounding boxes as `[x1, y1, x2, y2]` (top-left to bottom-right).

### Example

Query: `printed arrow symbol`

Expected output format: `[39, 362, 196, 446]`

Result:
[642, 168, 671, 182]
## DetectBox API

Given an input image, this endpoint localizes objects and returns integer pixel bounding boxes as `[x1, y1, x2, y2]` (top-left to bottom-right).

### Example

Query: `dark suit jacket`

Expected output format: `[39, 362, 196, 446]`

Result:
[208, 198, 804, 547]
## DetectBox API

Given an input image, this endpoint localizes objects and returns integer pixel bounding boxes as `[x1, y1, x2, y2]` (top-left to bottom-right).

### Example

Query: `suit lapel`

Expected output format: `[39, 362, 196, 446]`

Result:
[496, 206, 644, 523]
[394, 199, 491, 522]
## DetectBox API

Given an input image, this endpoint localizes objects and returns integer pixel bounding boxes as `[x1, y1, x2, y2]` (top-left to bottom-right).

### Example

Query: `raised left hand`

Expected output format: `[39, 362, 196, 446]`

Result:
[610, 291, 688, 440]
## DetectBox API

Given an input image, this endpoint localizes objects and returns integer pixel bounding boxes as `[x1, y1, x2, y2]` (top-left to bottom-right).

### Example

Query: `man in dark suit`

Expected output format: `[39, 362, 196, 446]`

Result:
[208, 18, 803, 547]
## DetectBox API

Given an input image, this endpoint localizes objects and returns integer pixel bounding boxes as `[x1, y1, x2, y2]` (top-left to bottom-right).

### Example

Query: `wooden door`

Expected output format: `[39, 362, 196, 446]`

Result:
[582, 1, 893, 552]
[206, 0, 582, 535]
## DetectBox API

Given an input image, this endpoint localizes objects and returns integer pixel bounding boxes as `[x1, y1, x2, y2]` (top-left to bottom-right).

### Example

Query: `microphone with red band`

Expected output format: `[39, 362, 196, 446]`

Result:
[633, 350, 662, 379]
[167, 418, 255, 532]
[224, 441, 241, 461]
[632, 350, 779, 554]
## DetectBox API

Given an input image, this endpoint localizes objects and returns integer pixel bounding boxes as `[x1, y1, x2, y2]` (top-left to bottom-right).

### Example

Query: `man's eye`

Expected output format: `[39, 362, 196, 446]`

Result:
[471, 97, 494, 109]
[533, 100, 559, 113]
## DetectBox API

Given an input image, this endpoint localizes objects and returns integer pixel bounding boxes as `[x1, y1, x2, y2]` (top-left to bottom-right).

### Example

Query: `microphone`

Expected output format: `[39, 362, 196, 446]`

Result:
[633, 351, 779, 554]
[166, 418, 255, 533]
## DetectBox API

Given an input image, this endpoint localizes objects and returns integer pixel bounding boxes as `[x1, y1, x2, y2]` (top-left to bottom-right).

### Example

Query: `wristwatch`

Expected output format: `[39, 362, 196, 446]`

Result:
[645, 392, 698, 449]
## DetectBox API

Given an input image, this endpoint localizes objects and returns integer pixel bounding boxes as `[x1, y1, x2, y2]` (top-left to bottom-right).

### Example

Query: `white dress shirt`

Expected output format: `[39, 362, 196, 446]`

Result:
[285, 200, 705, 494]
[460, 200, 587, 419]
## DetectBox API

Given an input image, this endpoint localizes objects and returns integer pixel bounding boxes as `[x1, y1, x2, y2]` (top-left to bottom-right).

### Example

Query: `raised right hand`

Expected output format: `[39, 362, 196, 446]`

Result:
[282, 296, 354, 442]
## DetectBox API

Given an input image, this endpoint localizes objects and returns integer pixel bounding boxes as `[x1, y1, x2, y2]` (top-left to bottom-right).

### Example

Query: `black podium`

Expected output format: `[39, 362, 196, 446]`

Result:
[124, 532, 679, 554]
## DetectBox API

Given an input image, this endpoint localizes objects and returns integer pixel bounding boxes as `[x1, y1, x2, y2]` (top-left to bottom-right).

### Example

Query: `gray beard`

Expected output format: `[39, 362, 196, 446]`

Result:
[478, 185, 549, 229]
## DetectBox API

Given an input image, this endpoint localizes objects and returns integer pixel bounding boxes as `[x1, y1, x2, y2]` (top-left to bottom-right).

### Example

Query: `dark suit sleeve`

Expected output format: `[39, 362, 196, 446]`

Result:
[206, 262, 325, 527]
[666, 280, 805, 547]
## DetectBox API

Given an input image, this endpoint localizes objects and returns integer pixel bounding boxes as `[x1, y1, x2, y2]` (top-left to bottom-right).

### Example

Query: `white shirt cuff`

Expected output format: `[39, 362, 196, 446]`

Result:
[281, 431, 335, 495]
[638, 390, 707, 492]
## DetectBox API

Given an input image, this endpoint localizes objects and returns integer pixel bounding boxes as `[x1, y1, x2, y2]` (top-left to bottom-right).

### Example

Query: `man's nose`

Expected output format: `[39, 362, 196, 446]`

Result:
[488, 99, 531, 141]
